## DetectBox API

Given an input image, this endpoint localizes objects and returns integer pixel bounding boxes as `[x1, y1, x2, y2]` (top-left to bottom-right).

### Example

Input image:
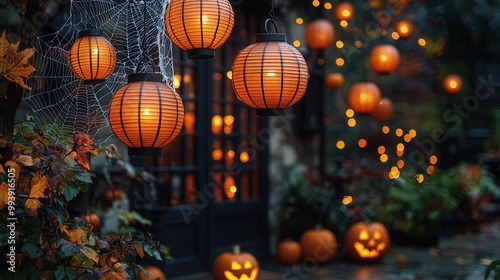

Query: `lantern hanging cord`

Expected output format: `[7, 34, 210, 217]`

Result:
[268, 0, 275, 19]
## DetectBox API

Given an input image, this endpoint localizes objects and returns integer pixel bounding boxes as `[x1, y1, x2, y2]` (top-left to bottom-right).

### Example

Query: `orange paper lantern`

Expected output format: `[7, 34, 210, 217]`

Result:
[165, 0, 234, 59]
[443, 74, 463, 94]
[232, 32, 309, 115]
[369, 44, 400, 74]
[108, 73, 184, 156]
[395, 20, 413, 38]
[334, 2, 354, 21]
[304, 19, 335, 50]
[69, 30, 116, 84]
[371, 97, 394, 121]
[348, 82, 382, 114]
[325, 73, 345, 90]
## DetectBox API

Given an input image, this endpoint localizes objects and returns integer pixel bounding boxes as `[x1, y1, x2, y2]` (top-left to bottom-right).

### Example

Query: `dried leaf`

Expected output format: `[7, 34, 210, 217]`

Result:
[25, 198, 41, 216]
[0, 164, 5, 174]
[30, 171, 49, 198]
[0, 30, 36, 89]
[17, 154, 34, 166]
[0, 182, 9, 208]
[133, 244, 145, 259]
[5, 160, 20, 180]
[67, 227, 84, 243]
[59, 224, 69, 236]
[81, 246, 99, 263]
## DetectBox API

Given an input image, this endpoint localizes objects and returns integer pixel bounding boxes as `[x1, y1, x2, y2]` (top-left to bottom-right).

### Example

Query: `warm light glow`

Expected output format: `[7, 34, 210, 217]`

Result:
[377, 146, 386, 154]
[396, 143, 404, 151]
[427, 165, 435, 175]
[336, 58, 345, 66]
[318, 58, 325, 65]
[337, 140, 346, 149]
[174, 74, 181, 89]
[409, 129, 417, 138]
[347, 82, 381, 114]
[369, 44, 400, 74]
[212, 149, 223, 161]
[355, 40, 362, 48]
[346, 109, 355, 118]
[296, 18, 304, 25]
[227, 150, 235, 160]
[395, 20, 413, 38]
[240, 151, 250, 163]
[211, 115, 223, 133]
[336, 40, 344, 48]
[165, 0, 235, 59]
[325, 73, 345, 90]
[342, 195, 353, 205]
[335, 2, 354, 21]
[69, 30, 116, 84]
[223, 115, 234, 126]
[347, 118, 357, 127]
[229, 185, 237, 193]
[340, 20, 349, 27]
[226, 70, 233, 80]
[443, 74, 463, 94]
[183, 74, 191, 83]
[416, 174, 424, 183]
[395, 128, 403, 137]
[404, 134, 412, 143]
[397, 160, 404, 169]
[429, 155, 438, 165]
[293, 40, 301, 47]
[324, 2, 333, 9]
[418, 38, 426, 46]
[391, 32, 400, 40]
[380, 154, 388, 163]
[382, 126, 390, 134]
[358, 139, 367, 148]
[184, 112, 196, 132]
[312, 0, 320, 7]
[396, 150, 404, 157]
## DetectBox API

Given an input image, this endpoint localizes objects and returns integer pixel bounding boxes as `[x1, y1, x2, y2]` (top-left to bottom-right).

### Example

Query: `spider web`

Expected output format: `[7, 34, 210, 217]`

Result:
[24, 0, 174, 146]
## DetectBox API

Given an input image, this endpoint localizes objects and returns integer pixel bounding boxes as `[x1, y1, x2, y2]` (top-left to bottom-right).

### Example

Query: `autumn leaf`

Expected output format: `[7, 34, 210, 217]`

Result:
[0, 182, 9, 208]
[0, 30, 36, 90]
[30, 171, 49, 198]
[16, 154, 34, 166]
[0, 164, 5, 174]
[81, 246, 99, 263]
[5, 160, 20, 180]
[133, 243, 145, 259]
[67, 227, 84, 243]
[25, 198, 41, 216]
[59, 224, 69, 236]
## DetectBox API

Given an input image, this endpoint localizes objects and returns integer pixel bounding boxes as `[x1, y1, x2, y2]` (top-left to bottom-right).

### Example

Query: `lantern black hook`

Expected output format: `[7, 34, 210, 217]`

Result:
[264, 18, 279, 34]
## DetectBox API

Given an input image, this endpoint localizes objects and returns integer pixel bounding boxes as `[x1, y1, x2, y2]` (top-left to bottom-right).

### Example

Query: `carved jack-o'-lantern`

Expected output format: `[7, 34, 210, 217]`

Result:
[212, 245, 259, 280]
[344, 221, 390, 261]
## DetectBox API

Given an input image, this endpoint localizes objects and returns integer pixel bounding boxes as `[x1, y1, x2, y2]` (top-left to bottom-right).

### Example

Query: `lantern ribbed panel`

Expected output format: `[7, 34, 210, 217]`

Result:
[372, 97, 394, 121]
[165, 0, 234, 58]
[232, 40, 309, 110]
[369, 44, 400, 74]
[108, 74, 184, 153]
[348, 82, 381, 114]
[304, 19, 335, 50]
[69, 30, 116, 84]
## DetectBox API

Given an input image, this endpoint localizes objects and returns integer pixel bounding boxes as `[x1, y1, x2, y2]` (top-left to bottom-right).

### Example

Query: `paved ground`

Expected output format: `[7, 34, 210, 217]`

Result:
[172, 218, 500, 280]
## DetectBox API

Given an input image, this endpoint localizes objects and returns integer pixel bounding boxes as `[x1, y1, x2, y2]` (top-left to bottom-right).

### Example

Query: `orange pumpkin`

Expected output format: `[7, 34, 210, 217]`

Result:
[344, 221, 390, 261]
[212, 245, 259, 280]
[139, 265, 167, 280]
[299, 227, 337, 263]
[276, 240, 302, 265]
[80, 213, 100, 230]
[103, 187, 126, 202]
[325, 73, 345, 90]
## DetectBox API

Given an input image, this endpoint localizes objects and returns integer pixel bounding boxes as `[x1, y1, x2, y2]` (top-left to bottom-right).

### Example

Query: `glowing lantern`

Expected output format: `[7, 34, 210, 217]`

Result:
[395, 20, 413, 38]
[334, 2, 354, 21]
[212, 245, 259, 280]
[232, 28, 309, 115]
[108, 73, 184, 156]
[347, 82, 381, 114]
[443, 74, 463, 94]
[300, 226, 337, 263]
[304, 19, 335, 50]
[369, 44, 400, 74]
[325, 72, 345, 90]
[276, 240, 302, 265]
[164, 0, 235, 59]
[69, 30, 116, 84]
[371, 97, 394, 121]
[344, 221, 390, 261]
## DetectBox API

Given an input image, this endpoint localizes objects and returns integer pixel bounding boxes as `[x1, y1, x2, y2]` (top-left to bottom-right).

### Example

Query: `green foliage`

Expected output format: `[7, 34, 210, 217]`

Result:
[485, 259, 500, 280]
[0, 117, 167, 279]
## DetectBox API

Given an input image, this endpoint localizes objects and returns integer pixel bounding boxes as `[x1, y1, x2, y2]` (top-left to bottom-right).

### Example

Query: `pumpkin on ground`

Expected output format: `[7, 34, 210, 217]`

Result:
[276, 240, 302, 265]
[139, 265, 167, 280]
[212, 245, 259, 280]
[80, 213, 100, 231]
[344, 221, 390, 261]
[299, 226, 337, 263]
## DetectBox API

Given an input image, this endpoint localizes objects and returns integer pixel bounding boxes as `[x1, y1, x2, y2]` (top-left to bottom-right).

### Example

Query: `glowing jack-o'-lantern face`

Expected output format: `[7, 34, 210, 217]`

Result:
[212, 245, 260, 280]
[344, 222, 390, 261]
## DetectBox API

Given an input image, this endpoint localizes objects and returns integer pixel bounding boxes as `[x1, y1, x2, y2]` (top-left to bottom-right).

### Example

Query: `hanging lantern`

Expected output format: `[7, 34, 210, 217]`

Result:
[395, 20, 413, 38]
[371, 97, 394, 121]
[108, 73, 184, 156]
[164, 0, 234, 59]
[304, 19, 335, 50]
[325, 73, 345, 90]
[443, 74, 463, 94]
[348, 82, 381, 114]
[334, 2, 354, 21]
[232, 21, 309, 116]
[369, 44, 400, 74]
[69, 29, 116, 84]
